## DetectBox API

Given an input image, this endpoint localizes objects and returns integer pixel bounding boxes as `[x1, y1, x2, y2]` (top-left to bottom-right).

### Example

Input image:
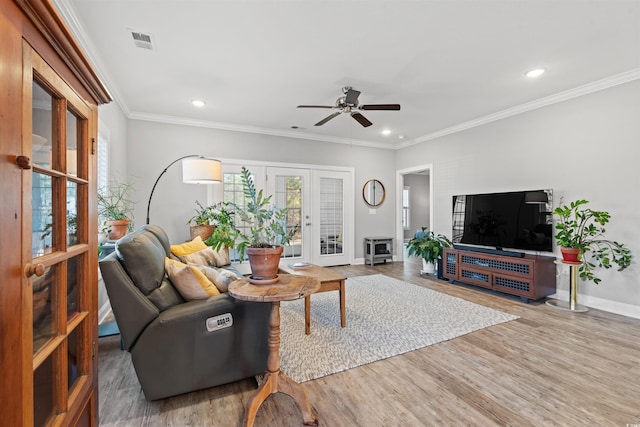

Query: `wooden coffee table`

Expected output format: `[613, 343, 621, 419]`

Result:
[279, 262, 347, 335]
[229, 275, 321, 426]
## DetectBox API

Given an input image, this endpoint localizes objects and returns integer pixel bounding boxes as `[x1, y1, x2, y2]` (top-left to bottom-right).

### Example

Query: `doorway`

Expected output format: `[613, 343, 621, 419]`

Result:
[396, 164, 433, 262]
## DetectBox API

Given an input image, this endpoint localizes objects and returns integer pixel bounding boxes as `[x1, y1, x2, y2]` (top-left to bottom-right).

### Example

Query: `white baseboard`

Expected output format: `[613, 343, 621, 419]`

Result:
[354, 256, 399, 265]
[547, 290, 640, 319]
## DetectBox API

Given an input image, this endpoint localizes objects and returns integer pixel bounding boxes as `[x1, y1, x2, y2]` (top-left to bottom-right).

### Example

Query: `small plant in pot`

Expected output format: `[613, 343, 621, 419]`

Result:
[98, 180, 135, 241]
[406, 227, 452, 276]
[553, 199, 632, 284]
[187, 201, 218, 241]
[217, 166, 298, 284]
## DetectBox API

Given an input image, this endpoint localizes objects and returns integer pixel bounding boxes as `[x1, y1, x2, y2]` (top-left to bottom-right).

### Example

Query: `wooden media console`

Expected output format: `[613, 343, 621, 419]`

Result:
[443, 247, 556, 302]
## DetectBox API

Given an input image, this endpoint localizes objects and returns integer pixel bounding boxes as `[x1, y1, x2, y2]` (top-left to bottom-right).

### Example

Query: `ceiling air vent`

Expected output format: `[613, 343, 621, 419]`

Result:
[131, 31, 154, 50]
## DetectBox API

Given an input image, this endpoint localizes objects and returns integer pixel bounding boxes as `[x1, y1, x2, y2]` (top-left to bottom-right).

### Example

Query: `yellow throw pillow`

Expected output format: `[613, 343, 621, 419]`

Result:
[193, 265, 239, 293]
[165, 258, 220, 301]
[178, 246, 230, 267]
[170, 236, 208, 257]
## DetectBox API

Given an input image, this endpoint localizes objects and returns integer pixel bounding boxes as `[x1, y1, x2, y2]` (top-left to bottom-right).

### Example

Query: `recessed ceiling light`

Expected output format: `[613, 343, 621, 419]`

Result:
[192, 99, 206, 107]
[525, 68, 546, 78]
[398, 135, 405, 139]
[381, 129, 391, 136]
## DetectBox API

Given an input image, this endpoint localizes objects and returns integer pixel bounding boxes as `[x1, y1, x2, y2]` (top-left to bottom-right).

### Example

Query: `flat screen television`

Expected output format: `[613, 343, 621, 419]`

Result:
[452, 189, 553, 253]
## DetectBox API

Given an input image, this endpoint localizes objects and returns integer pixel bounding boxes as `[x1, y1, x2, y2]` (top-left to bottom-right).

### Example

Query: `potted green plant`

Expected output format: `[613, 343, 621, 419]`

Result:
[553, 199, 632, 284]
[187, 201, 218, 241]
[98, 180, 135, 240]
[220, 166, 298, 283]
[203, 203, 236, 256]
[406, 227, 452, 276]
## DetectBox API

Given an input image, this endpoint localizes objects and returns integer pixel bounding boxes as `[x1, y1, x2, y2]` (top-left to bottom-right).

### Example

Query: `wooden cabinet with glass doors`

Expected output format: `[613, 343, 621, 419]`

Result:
[0, 1, 111, 426]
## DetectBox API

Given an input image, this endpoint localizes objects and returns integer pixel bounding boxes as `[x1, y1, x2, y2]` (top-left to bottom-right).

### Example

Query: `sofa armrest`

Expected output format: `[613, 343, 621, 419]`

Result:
[99, 253, 159, 350]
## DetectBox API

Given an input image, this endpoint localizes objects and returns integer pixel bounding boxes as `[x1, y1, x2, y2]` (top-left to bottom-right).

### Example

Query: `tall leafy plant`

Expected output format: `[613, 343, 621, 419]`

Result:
[553, 199, 632, 284]
[215, 167, 298, 261]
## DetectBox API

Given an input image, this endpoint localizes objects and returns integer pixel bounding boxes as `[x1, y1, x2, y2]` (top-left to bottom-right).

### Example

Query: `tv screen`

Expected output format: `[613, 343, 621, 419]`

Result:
[452, 189, 553, 253]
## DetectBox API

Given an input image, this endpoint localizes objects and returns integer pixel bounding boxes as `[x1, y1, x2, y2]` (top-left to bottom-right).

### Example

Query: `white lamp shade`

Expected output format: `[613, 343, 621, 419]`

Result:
[182, 157, 222, 184]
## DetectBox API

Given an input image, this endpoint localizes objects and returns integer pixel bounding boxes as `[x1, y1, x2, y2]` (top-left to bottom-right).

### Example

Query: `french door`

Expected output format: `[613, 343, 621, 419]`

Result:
[218, 164, 353, 266]
[311, 170, 353, 266]
[22, 43, 98, 426]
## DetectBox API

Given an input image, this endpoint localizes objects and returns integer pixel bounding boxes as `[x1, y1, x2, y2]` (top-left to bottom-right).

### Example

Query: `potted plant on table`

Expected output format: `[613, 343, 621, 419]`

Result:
[212, 166, 298, 284]
[406, 227, 452, 277]
[98, 180, 135, 241]
[553, 199, 632, 284]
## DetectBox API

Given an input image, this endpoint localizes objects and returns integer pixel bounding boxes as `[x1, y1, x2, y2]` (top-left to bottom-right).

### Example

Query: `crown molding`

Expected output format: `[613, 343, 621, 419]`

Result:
[396, 68, 640, 150]
[128, 112, 392, 149]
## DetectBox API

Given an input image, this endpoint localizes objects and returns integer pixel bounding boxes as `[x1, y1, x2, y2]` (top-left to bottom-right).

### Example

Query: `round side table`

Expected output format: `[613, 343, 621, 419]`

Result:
[229, 274, 321, 427]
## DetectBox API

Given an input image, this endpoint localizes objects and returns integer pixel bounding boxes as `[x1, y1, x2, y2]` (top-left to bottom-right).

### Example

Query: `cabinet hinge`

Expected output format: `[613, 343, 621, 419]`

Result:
[91, 138, 96, 155]
[92, 342, 96, 360]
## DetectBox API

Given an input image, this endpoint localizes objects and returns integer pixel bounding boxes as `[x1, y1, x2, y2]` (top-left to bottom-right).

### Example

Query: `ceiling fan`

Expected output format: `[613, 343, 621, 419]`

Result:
[297, 86, 400, 127]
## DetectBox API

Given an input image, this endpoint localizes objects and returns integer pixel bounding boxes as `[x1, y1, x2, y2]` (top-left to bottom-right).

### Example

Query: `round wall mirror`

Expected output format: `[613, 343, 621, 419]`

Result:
[363, 179, 386, 207]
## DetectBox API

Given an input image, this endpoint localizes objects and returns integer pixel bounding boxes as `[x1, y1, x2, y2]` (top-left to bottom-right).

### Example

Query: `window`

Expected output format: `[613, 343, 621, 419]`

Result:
[402, 186, 410, 230]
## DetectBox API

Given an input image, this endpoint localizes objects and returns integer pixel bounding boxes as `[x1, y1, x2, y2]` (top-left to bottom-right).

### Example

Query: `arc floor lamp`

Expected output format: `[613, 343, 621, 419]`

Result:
[146, 155, 222, 224]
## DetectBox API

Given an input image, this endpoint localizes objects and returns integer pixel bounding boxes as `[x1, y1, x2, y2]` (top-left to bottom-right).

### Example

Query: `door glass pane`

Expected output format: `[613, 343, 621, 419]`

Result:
[274, 175, 302, 258]
[67, 181, 78, 246]
[33, 352, 55, 427]
[223, 172, 248, 261]
[33, 265, 55, 354]
[66, 110, 78, 176]
[33, 173, 54, 257]
[319, 178, 344, 255]
[67, 256, 80, 320]
[32, 81, 53, 169]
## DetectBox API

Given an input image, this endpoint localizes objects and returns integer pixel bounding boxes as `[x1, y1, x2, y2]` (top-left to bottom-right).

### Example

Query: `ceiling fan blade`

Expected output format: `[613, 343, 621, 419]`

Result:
[351, 112, 372, 127]
[345, 88, 361, 105]
[315, 112, 341, 126]
[297, 105, 334, 109]
[360, 104, 401, 111]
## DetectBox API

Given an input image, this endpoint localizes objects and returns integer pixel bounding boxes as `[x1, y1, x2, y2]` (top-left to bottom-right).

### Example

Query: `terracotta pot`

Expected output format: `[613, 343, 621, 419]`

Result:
[247, 246, 283, 284]
[106, 219, 130, 241]
[190, 224, 215, 241]
[560, 247, 581, 263]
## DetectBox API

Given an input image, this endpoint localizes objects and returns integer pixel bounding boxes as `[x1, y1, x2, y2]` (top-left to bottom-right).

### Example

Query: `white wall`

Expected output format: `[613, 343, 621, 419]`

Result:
[126, 121, 397, 259]
[396, 80, 640, 316]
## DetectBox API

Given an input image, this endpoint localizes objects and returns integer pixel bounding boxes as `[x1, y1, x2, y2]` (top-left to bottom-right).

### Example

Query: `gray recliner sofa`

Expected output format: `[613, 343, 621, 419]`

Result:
[99, 225, 270, 400]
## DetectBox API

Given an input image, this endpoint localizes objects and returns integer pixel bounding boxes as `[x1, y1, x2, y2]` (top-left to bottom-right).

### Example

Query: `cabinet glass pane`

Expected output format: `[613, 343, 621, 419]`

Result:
[67, 327, 80, 391]
[66, 110, 78, 176]
[33, 265, 55, 354]
[67, 181, 79, 246]
[32, 81, 53, 169]
[33, 353, 55, 427]
[67, 256, 80, 320]
[33, 173, 54, 257]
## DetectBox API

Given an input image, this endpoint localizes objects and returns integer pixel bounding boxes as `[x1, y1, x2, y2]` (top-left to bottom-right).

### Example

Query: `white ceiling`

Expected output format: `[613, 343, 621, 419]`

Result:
[55, 1, 640, 149]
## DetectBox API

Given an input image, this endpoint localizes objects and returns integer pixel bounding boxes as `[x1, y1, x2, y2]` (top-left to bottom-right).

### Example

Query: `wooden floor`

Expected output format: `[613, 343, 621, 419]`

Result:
[98, 259, 640, 426]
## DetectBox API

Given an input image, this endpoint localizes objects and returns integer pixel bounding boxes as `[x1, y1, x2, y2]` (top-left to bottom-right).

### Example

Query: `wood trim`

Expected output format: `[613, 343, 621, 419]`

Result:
[14, 0, 112, 104]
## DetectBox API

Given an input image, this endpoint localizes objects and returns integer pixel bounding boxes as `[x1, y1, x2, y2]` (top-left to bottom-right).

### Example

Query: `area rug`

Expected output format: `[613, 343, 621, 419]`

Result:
[279, 274, 519, 383]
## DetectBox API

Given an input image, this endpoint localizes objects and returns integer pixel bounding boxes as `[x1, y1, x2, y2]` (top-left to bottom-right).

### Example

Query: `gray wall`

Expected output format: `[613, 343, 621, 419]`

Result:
[403, 174, 430, 241]
[125, 121, 396, 259]
[396, 80, 640, 313]
[98, 79, 640, 316]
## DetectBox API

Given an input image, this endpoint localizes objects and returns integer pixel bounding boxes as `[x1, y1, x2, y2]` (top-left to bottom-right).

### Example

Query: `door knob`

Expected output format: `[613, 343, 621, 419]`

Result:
[305, 222, 311, 226]
[24, 263, 45, 278]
